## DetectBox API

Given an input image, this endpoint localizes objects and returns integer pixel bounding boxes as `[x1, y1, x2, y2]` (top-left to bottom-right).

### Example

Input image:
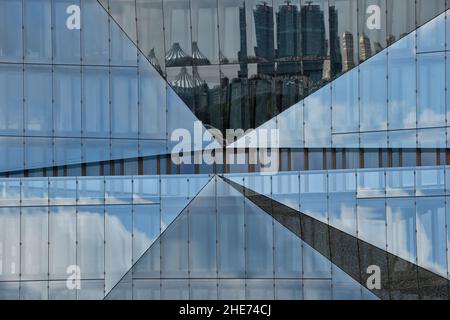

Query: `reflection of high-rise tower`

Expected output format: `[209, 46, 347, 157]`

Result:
[253, 2, 275, 60]
[277, 1, 299, 58]
[300, 3, 326, 57]
[329, 6, 342, 74]
[342, 32, 355, 72]
[239, 4, 247, 63]
[359, 34, 372, 61]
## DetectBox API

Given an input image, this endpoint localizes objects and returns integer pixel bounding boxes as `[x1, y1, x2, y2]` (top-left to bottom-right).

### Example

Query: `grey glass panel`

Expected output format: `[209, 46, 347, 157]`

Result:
[105, 205, 132, 292]
[329, 170, 357, 236]
[274, 221, 302, 278]
[0, 64, 22, 135]
[49, 281, 76, 300]
[357, 0, 387, 61]
[191, 0, 219, 65]
[0, 137, 23, 173]
[0, 282, 19, 300]
[109, 0, 137, 42]
[386, 0, 415, 43]
[54, 138, 81, 166]
[304, 85, 331, 147]
[388, 32, 416, 130]
[106, 271, 132, 300]
[386, 198, 416, 262]
[274, 280, 303, 300]
[21, 207, 48, 281]
[0, 208, 20, 281]
[300, 172, 328, 223]
[189, 280, 218, 300]
[218, 279, 245, 300]
[24, 65, 53, 136]
[360, 51, 387, 131]
[105, 177, 132, 204]
[218, 0, 245, 64]
[303, 280, 332, 300]
[0, 179, 20, 207]
[21, 178, 48, 206]
[139, 55, 166, 139]
[136, 0, 165, 72]
[24, 0, 52, 63]
[0, 0, 22, 62]
[133, 239, 160, 279]
[133, 204, 160, 261]
[54, 67, 82, 137]
[245, 199, 274, 278]
[332, 70, 359, 133]
[164, 0, 192, 66]
[110, 17, 138, 66]
[82, 138, 110, 164]
[110, 67, 138, 138]
[49, 206, 76, 280]
[77, 280, 105, 300]
[49, 178, 77, 205]
[302, 243, 332, 278]
[82, 67, 109, 137]
[217, 179, 245, 278]
[20, 281, 48, 300]
[416, 167, 445, 196]
[246, 279, 274, 300]
[81, 0, 109, 65]
[133, 279, 160, 300]
[25, 137, 53, 169]
[53, 0, 81, 64]
[417, 52, 446, 127]
[417, 197, 447, 277]
[160, 213, 189, 278]
[277, 102, 303, 148]
[77, 206, 104, 279]
[386, 168, 415, 197]
[161, 280, 189, 300]
[357, 198, 386, 250]
[417, 11, 445, 52]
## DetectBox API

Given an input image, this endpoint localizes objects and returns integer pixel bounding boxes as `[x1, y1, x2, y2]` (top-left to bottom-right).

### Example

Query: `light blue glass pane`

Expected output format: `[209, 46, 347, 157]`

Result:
[418, 128, 446, 148]
[133, 204, 160, 260]
[357, 199, 386, 250]
[218, 279, 245, 300]
[49, 178, 77, 205]
[332, 70, 359, 133]
[0, 282, 19, 300]
[110, 18, 138, 66]
[189, 280, 218, 300]
[300, 172, 328, 223]
[161, 280, 189, 300]
[0, 207, 20, 281]
[416, 167, 445, 196]
[0, 179, 20, 206]
[304, 85, 331, 147]
[417, 12, 445, 52]
[21, 207, 48, 280]
[386, 168, 415, 197]
[417, 197, 447, 277]
[77, 177, 104, 205]
[160, 177, 189, 229]
[133, 279, 160, 300]
[417, 52, 446, 127]
[0, 64, 22, 135]
[388, 130, 417, 148]
[189, 181, 217, 277]
[245, 199, 274, 278]
[388, 32, 416, 130]
[133, 177, 159, 204]
[139, 55, 167, 139]
[25, 137, 53, 169]
[21, 178, 49, 206]
[81, 0, 109, 65]
[105, 205, 132, 292]
[360, 52, 388, 131]
[0, 137, 23, 173]
[246, 279, 274, 300]
[0, 0, 22, 62]
[24, 0, 52, 63]
[302, 243, 331, 278]
[332, 133, 359, 148]
[77, 280, 104, 300]
[386, 198, 416, 262]
[139, 140, 167, 158]
[332, 266, 362, 300]
[53, 0, 81, 64]
[277, 102, 303, 147]
[24, 65, 52, 136]
[274, 280, 303, 300]
[20, 282, 48, 300]
[160, 213, 189, 278]
[49, 206, 76, 280]
[54, 138, 82, 166]
[272, 173, 299, 211]
[111, 68, 138, 138]
[49, 281, 76, 300]
[329, 170, 357, 236]
[217, 178, 245, 278]
[360, 131, 387, 148]
[77, 206, 104, 279]
[82, 138, 110, 163]
[303, 280, 332, 300]
[105, 177, 132, 204]
[111, 139, 138, 161]
[357, 169, 385, 198]
[244, 174, 271, 196]
[274, 221, 302, 278]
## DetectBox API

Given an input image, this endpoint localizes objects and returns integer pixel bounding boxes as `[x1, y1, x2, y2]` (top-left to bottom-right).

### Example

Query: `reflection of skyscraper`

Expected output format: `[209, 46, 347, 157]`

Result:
[359, 34, 372, 61]
[300, 3, 326, 57]
[342, 32, 355, 72]
[329, 6, 342, 74]
[253, 3, 275, 60]
[277, 1, 299, 58]
[239, 4, 247, 63]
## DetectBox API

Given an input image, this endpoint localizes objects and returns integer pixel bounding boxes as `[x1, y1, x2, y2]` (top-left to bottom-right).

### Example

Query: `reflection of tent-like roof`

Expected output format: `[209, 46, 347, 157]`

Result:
[192, 41, 210, 65]
[170, 67, 206, 90]
[165, 42, 192, 67]
[147, 48, 162, 73]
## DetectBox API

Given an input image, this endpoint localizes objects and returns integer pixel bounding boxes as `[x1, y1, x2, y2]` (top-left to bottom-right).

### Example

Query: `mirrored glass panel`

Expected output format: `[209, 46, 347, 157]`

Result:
[304, 85, 331, 147]
[53, 0, 81, 64]
[417, 11, 445, 52]
[81, 0, 109, 65]
[329, 170, 357, 235]
[300, 172, 328, 223]
[0, 207, 20, 281]
[0, 64, 22, 135]
[357, 198, 386, 250]
[332, 70, 358, 133]
[0, 0, 22, 63]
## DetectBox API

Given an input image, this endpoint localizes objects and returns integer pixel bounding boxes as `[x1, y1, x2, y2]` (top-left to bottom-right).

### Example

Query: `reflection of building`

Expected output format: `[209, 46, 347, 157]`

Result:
[253, 3, 275, 61]
[329, 6, 342, 74]
[276, 2, 299, 58]
[300, 3, 326, 57]
[342, 32, 355, 71]
[359, 34, 372, 61]
[165, 42, 192, 67]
